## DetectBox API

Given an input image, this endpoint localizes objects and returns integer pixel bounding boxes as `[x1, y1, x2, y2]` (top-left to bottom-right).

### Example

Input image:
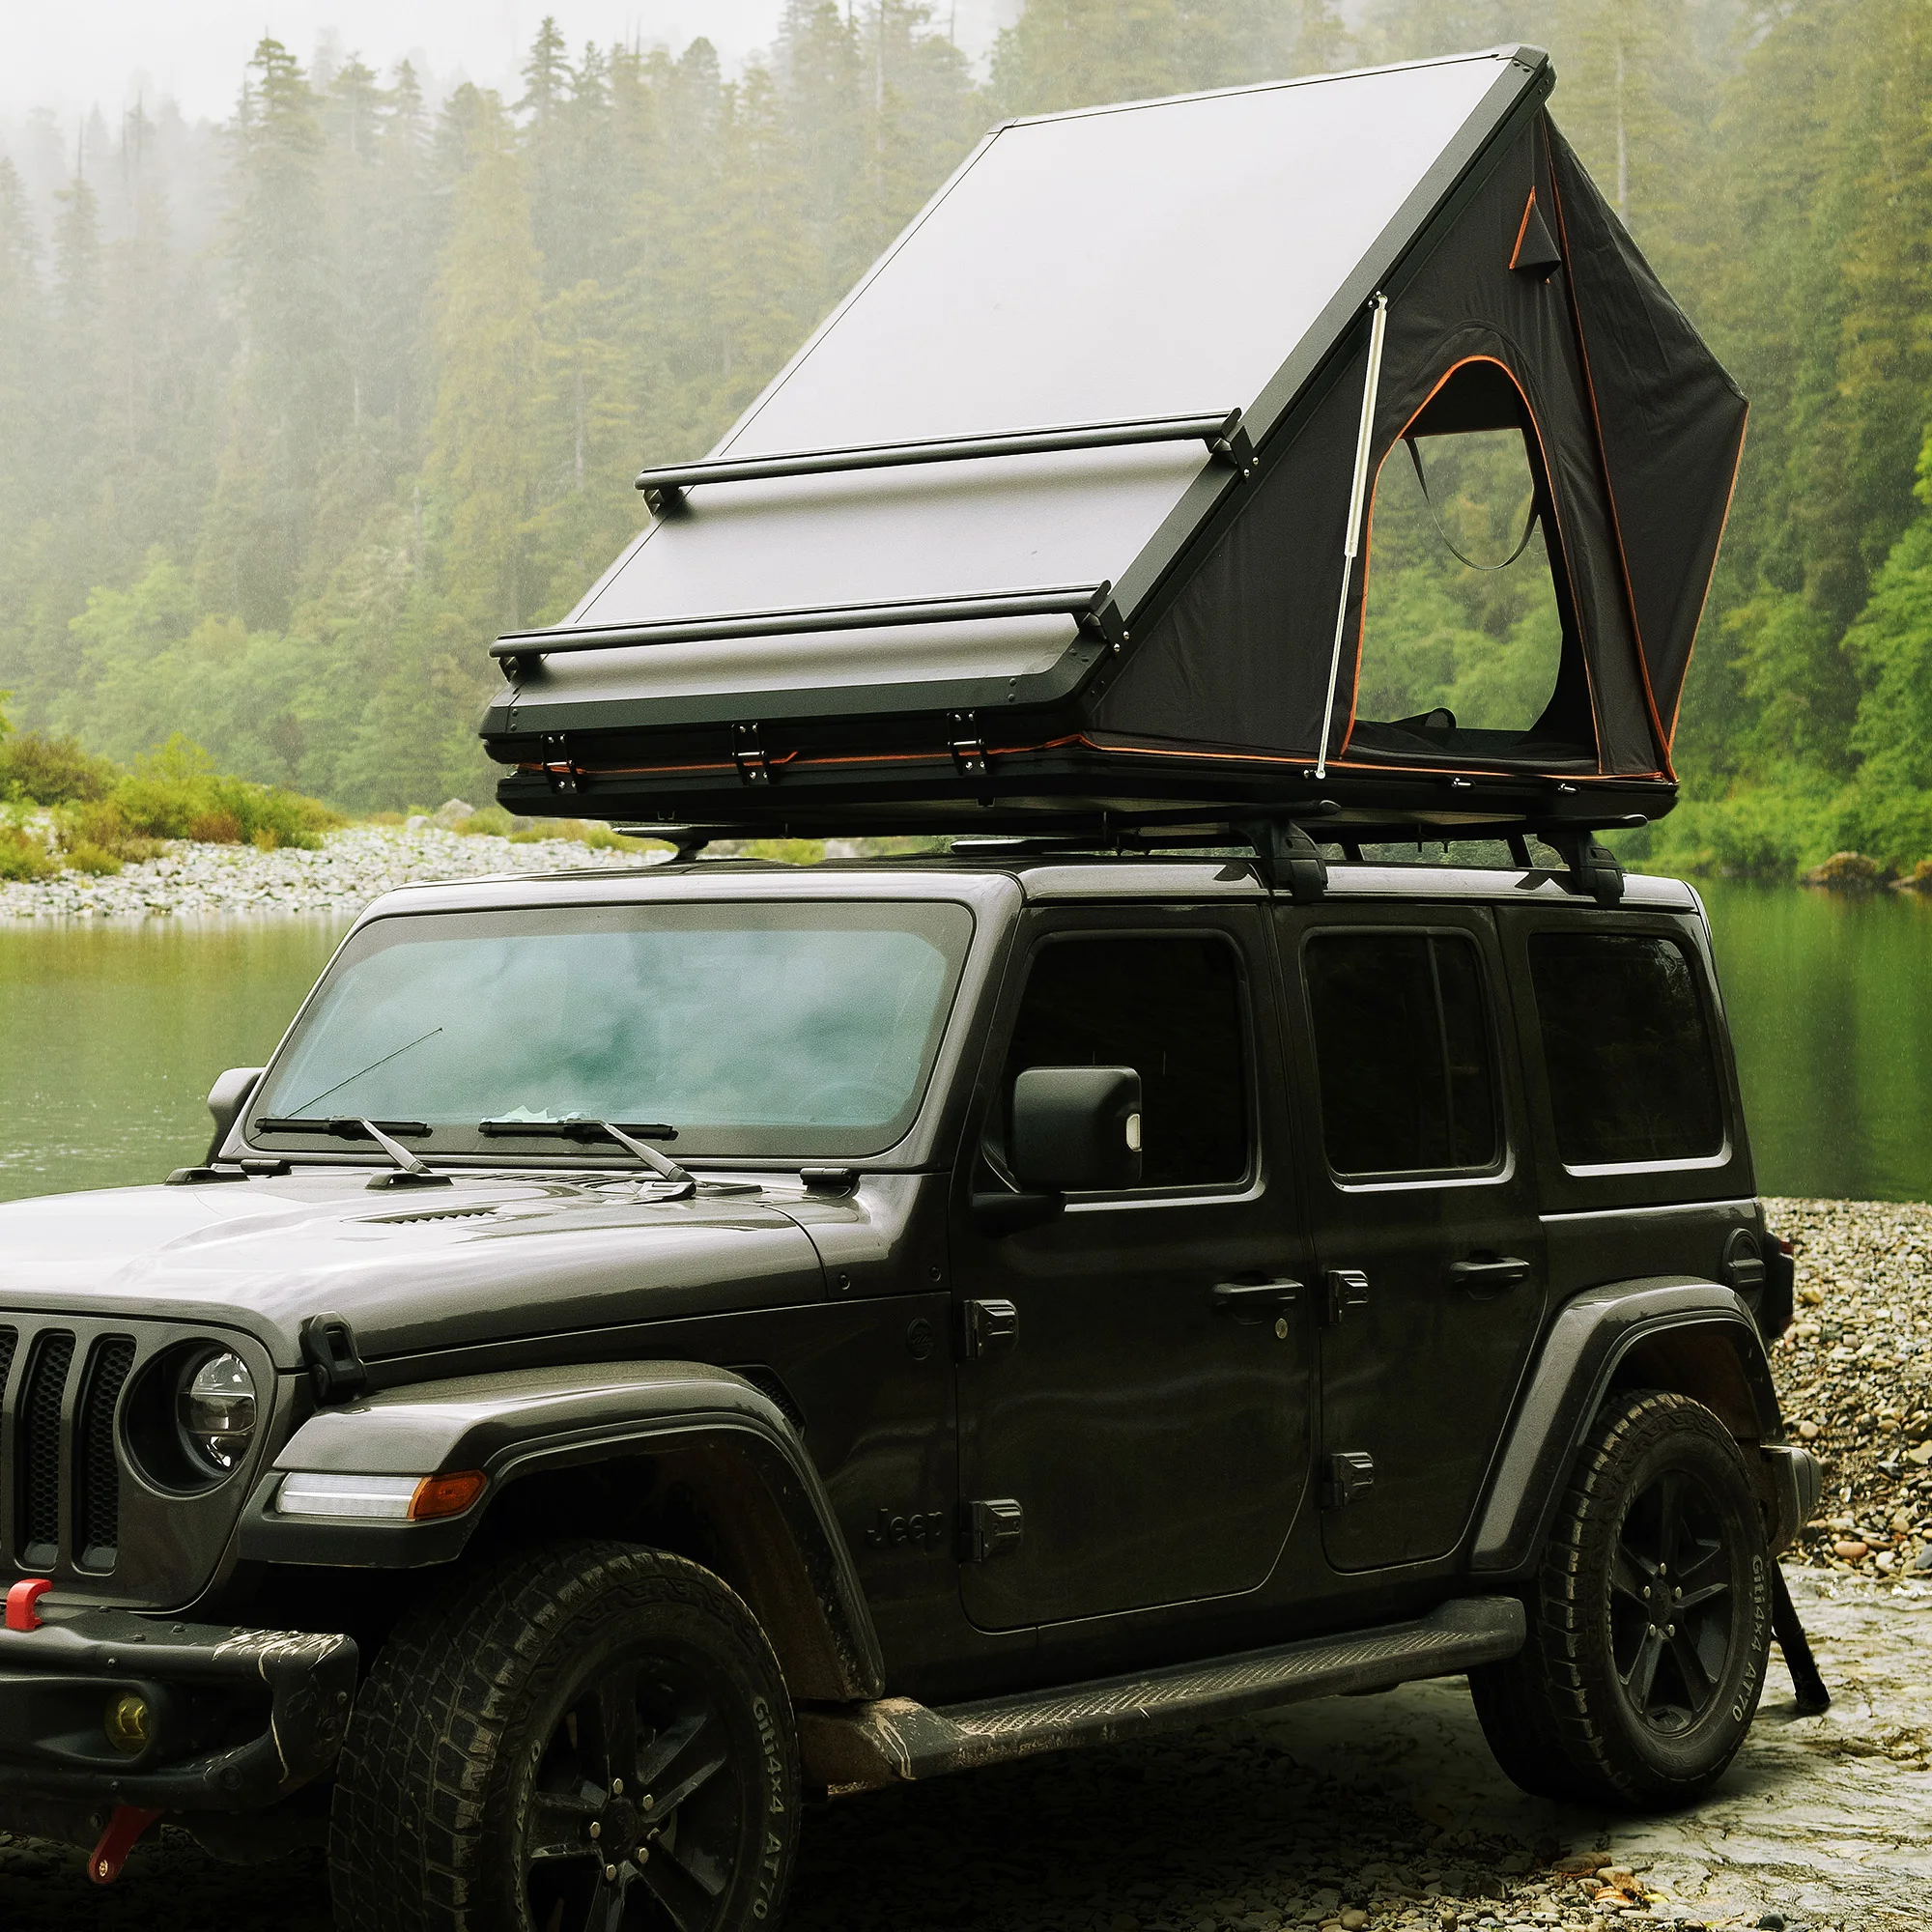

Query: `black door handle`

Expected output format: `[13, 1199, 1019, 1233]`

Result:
[1212, 1279, 1302, 1320]
[1446, 1255, 1532, 1292]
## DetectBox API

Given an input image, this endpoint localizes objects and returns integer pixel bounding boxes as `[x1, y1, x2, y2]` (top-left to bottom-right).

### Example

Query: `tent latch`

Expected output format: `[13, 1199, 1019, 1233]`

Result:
[540, 735, 580, 794]
[948, 711, 989, 780]
[732, 723, 773, 785]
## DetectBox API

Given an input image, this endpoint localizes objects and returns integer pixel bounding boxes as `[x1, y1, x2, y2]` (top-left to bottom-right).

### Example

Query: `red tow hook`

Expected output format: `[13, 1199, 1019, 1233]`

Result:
[4, 1577, 52, 1631]
[88, 1804, 165, 1885]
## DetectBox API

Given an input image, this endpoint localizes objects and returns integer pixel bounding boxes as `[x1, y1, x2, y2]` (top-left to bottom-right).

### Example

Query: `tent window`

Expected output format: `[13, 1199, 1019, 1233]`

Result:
[1350, 363, 1578, 763]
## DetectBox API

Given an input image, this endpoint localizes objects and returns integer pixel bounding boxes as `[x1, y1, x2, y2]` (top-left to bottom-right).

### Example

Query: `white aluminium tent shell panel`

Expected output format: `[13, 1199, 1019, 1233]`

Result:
[571, 51, 1526, 652]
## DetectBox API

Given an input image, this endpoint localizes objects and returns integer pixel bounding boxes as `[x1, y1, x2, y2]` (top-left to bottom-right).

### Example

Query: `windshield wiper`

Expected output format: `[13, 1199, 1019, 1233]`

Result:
[475, 1118, 761, 1199]
[256, 1117, 452, 1189]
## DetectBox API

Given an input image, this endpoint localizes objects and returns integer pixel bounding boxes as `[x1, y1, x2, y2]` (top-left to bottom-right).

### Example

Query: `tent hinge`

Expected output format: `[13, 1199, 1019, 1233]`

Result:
[540, 735, 580, 795]
[731, 723, 772, 785]
[948, 711, 989, 779]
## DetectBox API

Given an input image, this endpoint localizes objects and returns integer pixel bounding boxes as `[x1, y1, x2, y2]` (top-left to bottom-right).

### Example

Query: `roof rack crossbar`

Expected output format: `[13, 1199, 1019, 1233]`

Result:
[635, 410, 1255, 513]
[495, 583, 1122, 671]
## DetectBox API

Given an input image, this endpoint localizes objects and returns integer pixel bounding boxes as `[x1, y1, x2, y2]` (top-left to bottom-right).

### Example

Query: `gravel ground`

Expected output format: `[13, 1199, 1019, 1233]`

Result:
[1761, 1199, 1932, 1578]
[0, 1212, 1920, 1931]
[0, 823, 665, 919]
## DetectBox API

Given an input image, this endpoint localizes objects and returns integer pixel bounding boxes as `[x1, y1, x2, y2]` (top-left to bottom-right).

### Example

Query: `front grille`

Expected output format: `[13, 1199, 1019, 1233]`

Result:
[1, 1314, 269, 1599]
[18, 1330, 75, 1564]
[76, 1336, 136, 1569]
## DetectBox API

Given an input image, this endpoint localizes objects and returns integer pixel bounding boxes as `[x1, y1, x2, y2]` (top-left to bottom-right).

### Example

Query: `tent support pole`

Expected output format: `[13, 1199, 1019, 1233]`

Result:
[1316, 292, 1390, 781]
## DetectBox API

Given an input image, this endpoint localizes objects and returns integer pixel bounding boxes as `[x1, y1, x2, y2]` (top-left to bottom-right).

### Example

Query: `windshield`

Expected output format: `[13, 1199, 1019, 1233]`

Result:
[248, 899, 975, 1159]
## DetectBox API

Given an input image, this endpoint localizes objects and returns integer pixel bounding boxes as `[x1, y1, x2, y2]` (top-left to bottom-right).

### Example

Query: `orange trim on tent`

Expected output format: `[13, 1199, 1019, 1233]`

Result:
[1507, 188, 1540, 271]
[1336, 352, 1606, 776]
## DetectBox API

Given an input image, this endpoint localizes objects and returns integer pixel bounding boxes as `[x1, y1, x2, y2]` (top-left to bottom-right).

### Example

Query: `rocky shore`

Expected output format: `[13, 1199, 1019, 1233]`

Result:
[0, 821, 665, 920]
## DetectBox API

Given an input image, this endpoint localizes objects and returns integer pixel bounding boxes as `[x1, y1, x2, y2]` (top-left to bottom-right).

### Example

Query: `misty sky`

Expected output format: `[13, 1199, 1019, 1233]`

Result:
[8, 1, 1024, 124]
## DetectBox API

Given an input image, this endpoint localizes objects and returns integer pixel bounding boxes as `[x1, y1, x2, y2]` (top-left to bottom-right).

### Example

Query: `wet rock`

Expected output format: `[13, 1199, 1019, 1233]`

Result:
[1802, 850, 1894, 892]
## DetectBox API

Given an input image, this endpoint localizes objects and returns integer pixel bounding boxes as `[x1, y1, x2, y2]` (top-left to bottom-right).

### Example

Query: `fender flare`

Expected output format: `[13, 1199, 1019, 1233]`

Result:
[1469, 1278, 1806, 1577]
[238, 1361, 885, 1701]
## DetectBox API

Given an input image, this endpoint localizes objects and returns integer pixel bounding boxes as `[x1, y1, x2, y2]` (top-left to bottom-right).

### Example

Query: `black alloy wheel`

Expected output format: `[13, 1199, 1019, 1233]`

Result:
[1608, 1466, 1736, 1736]
[524, 1645, 747, 1931]
[331, 1542, 800, 1932]
[1469, 1389, 1772, 1808]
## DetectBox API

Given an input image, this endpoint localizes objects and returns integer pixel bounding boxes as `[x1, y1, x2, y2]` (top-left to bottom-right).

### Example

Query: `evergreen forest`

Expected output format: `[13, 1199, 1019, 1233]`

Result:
[3, 0, 1931, 878]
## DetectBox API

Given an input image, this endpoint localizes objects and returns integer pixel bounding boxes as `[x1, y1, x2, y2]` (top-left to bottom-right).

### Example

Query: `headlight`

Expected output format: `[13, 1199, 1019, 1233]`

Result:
[177, 1351, 257, 1473]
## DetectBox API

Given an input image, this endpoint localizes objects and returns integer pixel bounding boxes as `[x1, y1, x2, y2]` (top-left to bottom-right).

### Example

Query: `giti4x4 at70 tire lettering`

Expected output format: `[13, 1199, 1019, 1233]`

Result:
[329, 1540, 802, 1932]
[1469, 1389, 1773, 1809]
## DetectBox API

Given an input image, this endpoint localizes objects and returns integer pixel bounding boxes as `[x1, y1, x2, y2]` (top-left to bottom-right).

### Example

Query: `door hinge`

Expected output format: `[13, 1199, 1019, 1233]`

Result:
[732, 722, 772, 784]
[1321, 1451, 1376, 1510]
[960, 1498, 1024, 1563]
[1324, 1268, 1370, 1325]
[958, 1297, 1019, 1360]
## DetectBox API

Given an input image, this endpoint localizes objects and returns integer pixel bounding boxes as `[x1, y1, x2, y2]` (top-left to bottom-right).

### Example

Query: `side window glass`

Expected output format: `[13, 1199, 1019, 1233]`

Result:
[1002, 935, 1249, 1189]
[1529, 932, 1724, 1167]
[1304, 932, 1499, 1177]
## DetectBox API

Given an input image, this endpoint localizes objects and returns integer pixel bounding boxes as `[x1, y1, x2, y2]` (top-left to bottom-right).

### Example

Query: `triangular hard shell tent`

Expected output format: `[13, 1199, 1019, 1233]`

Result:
[481, 45, 1746, 840]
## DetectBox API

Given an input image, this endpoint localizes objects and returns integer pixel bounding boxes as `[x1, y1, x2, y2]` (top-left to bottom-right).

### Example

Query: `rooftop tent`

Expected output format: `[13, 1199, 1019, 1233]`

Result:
[480, 45, 1747, 839]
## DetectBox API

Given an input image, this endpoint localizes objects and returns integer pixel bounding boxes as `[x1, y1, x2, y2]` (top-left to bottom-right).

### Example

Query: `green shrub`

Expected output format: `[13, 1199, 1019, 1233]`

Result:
[111, 734, 344, 850]
[0, 730, 117, 806]
[63, 840, 124, 875]
[0, 824, 57, 880]
[452, 805, 515, 837]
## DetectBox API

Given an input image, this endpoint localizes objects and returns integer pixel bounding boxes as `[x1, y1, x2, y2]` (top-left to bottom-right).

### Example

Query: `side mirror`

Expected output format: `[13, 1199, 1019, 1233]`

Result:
[1011, 1065, 1144, 1192]
[206, 1066, 266, 1164]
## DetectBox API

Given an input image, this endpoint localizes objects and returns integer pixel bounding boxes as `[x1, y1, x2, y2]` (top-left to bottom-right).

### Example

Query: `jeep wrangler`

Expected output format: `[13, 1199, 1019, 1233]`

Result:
[0, 838, 1820, 1928]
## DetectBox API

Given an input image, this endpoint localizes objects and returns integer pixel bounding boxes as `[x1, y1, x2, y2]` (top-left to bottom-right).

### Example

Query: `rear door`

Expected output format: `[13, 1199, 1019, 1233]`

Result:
[951, 903, 1312, 1630]
[1275, 900, 1546, 1572]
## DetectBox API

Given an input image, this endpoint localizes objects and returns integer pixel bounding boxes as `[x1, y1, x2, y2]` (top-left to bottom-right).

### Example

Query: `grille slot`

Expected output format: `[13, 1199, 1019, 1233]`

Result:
[18, 1330, 75, 1565]
[75, 1336, 136, 1571]
[0, 1326, 16, 1399]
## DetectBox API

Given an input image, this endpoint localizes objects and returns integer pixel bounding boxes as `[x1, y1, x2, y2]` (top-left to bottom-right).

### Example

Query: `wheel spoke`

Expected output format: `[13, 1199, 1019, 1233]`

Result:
[594, 1664, 642, 1788]
[636, 1711, 708, 1791]
[1674, 1576, 1730, 1613]
[1622, 1625, 1665, 1710]
[1655, 1471, 1685, 1571]
[1610, 1544, 1654, 1605]
[648, 1747, 728, 1822]
[527, 1790, 602, 1864]
[637, 1842, 722, 1932]
[1669, 1627, 1715, 1706]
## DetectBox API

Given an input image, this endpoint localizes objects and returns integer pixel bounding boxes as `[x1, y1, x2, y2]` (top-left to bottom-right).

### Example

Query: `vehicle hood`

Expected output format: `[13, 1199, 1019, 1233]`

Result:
[0, 1171, 826, 1365]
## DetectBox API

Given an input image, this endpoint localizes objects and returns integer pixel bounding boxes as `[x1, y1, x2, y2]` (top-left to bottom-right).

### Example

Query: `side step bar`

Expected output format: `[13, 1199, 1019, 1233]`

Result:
[799, 1595, 1524, 1791]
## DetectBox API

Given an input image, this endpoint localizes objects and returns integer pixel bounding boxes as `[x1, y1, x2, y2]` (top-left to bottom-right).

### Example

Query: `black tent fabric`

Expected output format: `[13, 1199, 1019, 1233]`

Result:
[480, 48, 1747, 838]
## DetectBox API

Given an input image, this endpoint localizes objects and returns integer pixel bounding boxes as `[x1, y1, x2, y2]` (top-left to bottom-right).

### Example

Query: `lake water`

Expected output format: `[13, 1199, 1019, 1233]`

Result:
[1, 880, 1929, 1205]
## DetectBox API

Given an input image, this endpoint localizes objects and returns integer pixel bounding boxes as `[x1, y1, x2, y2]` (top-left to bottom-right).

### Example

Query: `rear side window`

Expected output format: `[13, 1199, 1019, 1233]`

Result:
[1529, 932, 1724, 1167]
[1304, 932, 1499, 1176]
[1003, 935, 1249, 1188]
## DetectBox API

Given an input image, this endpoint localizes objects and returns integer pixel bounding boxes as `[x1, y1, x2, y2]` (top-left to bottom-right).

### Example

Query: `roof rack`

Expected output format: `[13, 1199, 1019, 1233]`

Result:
[636, 809, 1635, 907]
[634, 410, 1255, 515]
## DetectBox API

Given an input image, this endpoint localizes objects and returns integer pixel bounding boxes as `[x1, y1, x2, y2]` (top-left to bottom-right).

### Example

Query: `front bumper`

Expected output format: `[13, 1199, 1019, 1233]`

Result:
[0, 1607, 355, 1811]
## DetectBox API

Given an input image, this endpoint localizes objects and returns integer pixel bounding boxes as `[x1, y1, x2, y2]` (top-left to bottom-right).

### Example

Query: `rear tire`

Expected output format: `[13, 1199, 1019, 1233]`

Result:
[1469, 1390, 1772, 1808]
[330, 1539, 800, 1931]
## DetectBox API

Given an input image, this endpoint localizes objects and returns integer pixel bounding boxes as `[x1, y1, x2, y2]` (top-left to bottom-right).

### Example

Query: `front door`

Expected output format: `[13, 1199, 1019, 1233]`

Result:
[1276, 902, 1546, 1573]
[952, 906, 1311, 1631]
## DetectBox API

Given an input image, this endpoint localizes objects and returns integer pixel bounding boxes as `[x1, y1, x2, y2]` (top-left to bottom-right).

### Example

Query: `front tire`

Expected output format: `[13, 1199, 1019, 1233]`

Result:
[1469, 1390, 1773, 1808]
[330, 1540, 800, 1932]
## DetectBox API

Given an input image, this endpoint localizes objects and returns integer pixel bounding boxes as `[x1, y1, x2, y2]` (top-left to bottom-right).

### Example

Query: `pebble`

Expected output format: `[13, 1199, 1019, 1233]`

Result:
[0, 823, 666, 921]
[1762, 1197, 1932, 1574]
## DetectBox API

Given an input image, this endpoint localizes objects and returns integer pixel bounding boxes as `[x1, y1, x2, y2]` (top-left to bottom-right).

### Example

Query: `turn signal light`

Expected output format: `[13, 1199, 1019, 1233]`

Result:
[410, 1470, 487, 1520]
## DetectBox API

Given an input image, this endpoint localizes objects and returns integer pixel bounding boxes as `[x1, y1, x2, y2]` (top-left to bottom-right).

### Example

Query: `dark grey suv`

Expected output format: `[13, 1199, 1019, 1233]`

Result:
[0, 842, 1818, 1930]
